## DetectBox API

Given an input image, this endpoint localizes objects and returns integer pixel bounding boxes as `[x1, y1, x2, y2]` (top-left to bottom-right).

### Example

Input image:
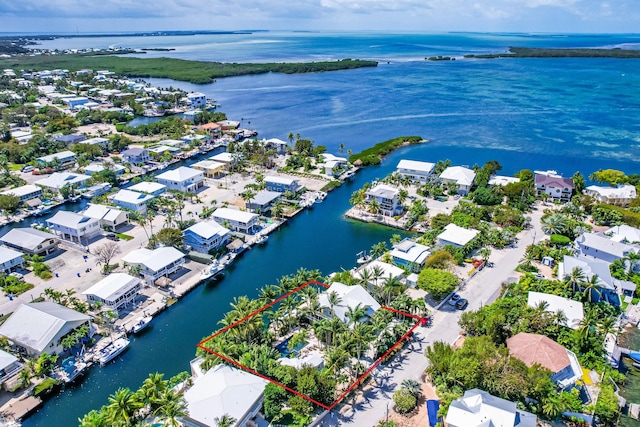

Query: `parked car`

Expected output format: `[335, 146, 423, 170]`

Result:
[455, 298, 469, 310]
[448, 293, 461, 306]
[105, 233, 119, 241]
[9, 272, 24, 280]
[535, 273, 546, 280]
[21, 165, 34, 173]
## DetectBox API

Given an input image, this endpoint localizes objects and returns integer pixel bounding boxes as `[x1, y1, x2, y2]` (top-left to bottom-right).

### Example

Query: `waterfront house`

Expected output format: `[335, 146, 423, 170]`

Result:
[437, 223, 479, 248]
[246, 190, 281, 213]
[186, 92, 207, 108]
[0, 246, 24, 274]
[575, 232, 638, 263]
[0, 228, 59, 256]
[183, 221, 231, 254]
[535, 171, 574, 202]
[198, 122, 222, 138]
[83, 163, 126, 176]
[218, 120, 240, 130]
[128, 182, 166, 197]
[439, 166, 476, 195]
[111, 189, 154, 214]
[265, 175, 301, 194]
[212, 208, 259, 234]
[82, 137, 109, 150]
[607, 224, 640, 245]
[0, 349, 23, 386]
[82, 273, 142, 313]
[365, 184, 402, 216]
[318, 282, 380, 324]
[585, 184, 637, 207]
[265, 138, 288, 155]
[36, 150, 77, 169]
[321, 153, 348, 176]
[396, 159, 436, 183]
[34, 172, 91, 192]
[0, 302, 93, 357]
[122, 147, 150, 165]
[558, 255, 621, 306]
[527, 292, 584, 330]
[156, 167, 204, 193]
[1, 184, 42, 205]
[191, 160, 227, 178]
[445, 388, 537, 427]
[46, 211, 101, 245]
[390, 238, 431, 272]
[148, 144, 181, 157]
[63, 96, 90, 109]
[209, 152, 234, 164]
[355, 260, 404, 288]
[507, 333, 583, 390]
[122, 247, 185, 285]
[488, 175, 520, 187]
[182, 363, 268, 427]
[83, 204, 129, 231]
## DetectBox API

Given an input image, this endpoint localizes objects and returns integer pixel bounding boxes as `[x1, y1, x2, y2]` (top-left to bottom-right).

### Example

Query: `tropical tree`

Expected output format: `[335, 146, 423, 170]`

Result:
[214, 414, 237, 427]
[107, 387, 143, 425]
[401, 378, 422, 398]
[582, 275, 602, 303]
[541, 213, 570, 235]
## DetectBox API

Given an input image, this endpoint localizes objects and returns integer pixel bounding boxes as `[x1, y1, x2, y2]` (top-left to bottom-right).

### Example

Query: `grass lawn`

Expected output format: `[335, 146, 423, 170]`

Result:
[115, 233, 134, 241]
[8, 163, 23, 171]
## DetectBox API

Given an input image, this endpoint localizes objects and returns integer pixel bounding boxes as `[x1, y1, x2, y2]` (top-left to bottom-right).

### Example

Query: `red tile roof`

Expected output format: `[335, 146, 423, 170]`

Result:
[506, 332, 570, 373]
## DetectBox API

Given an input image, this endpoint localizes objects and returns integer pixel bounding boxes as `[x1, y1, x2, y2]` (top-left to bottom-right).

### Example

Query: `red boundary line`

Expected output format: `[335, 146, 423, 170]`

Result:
[197, 280, 420, 410]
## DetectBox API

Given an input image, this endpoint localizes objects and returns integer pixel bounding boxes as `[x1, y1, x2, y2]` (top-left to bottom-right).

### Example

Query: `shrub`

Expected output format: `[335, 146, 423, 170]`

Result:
[549, 234, 571, 247]
[33, 378, 60, 397]
[393, 389, 417, 414]
[417, 269, 459, 300]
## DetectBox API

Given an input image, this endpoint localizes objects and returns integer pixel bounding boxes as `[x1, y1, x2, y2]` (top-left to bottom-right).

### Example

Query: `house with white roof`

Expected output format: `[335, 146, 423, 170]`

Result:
[0, 302, 93, 357]
[111, 189, 154, 214]
[265, 175, 301, 194]
[585, 184, 637, 207]
[183, 221, 231, 254]
[0, 349, 23, 385]
[575, 232, 638, 263]
[0, 246, 24, 274]
[439, 166, 476, 195]
[191, 160, 227, 178]
[209, 152, 234, 164]
[488, 175, 520, 187]
[1, 184, 42, 204]
[122, 247, 185, 285]
[82, 273, 142, 313]
[318, 282, 380, 324]
[83, 204, 128, 231]
[558, 255, 621, 306]
[34, 172, 91, 191]
[83, 163, 125, 176]
[535, 171, 574, 202]
[445, 388, 537, 427]
[122, 147, 150, 165]
[246, 190, 281, 214]
[365, 184, 402, 216]
[186, 92, 206, 108]
[437, 223, 479, 248]
[181, 364, 268, 427]
[0, 228, 59, 256]
[390, 239, 431, 272]
[128, 181, 166, 197]
[321, 153, 348, 176]
[36, 150, 76, 169]
[212, 208, 259, 234]
[46, 211, 101, 245]
[156, 167, 204, 193]
[147, 144, 181, 156]
[265, 137, 288, 155]
[527, 292, 584, 330]
[82, 137, 109, 150]
[396, 159, 436, 183]
[355, 260, 405, 287]
[607, 224, 640, 244]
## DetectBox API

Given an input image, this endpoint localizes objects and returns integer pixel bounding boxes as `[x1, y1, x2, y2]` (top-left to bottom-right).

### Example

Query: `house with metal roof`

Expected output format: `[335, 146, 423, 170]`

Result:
[527, 292, 584, 330]
[355, 260, 404, 288]
[82, 273, 142, 313]
[607, 224, 640, 245]
[128, 181, 166, 197]
[34, 172, 91, 191]
[0, 302, 92, 357]
[83, 204, 129, 231]
[437, 223, 479, 248]
[245, 190, 281, 213]
[191, 160, 227, 178]
[35, 150, 77, 169]
[265, 175, 301, 194]
[575, 232, 638, 263]
[558, 255, 621, 306]
[83, 163, 126, 176]
[111, 189, 155, 214]
[365, 183, 401, 216]
[439, 166, 476, 195]
[585, 184, 637, 207]
[390, 239, 431, 272]
[396, 159, 436, 183]
[212, 208, 259, 234]
[488, 175, 520, 187]
[0, 228, 59, 256]
[0, 246, 24, 274]
[0, 349, 23, 385]
[445, 388, 537, 427]
[183, 221, 231, 254]
[122, 147, 150, 165]
[46, 211, 101, 245]
[318, 282, 380, 325]
[122, 247, 185, 285]
[82, 137, 109, 149]
[0, 184, 42, 204]
[156, 167, 204, 193]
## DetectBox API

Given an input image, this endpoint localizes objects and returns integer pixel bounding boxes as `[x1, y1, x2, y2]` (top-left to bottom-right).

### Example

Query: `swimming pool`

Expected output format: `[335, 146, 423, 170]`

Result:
[275, 337, 307, 358]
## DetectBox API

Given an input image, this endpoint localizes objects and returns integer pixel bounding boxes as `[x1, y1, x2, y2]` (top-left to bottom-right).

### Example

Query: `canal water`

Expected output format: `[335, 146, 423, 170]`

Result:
[619, 327, 640, 427]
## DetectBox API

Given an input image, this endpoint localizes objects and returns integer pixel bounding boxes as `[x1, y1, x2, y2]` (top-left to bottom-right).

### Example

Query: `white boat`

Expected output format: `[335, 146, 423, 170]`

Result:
[254, 234, 268, 245]
[356, 251, 371, 264]
[200, 260, 224, 281]
[220, 252, 237, 267]
[97, 337, 130, 366]
[129, 315, 153, 334]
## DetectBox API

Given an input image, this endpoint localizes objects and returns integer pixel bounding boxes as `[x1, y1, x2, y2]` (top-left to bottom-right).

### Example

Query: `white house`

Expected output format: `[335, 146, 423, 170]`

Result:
[446, 389, 537, 427]
[0, 349, 23, 385]
[46, 211, 101, 244]
[34, 172, 91, 191]
[527, 292, 584, 330]
[82, 137, 109, 150]
[439, 166, 476, 195]
[191, 160, 227, 178]
[156, 167, 204, 193]
[1, 184, 42, 204]
[122, 147, 150, 165]
[396, 159, 436, 183]
[182, 364, 268, 427]
[390, 239, 431, 272]
[264, 175, 301, 194]
[0, 228, 59, 256]
[318, 282, 380, 324]
[265, 138, 288, 155]
[212, 208, 259, 234]
[607, 224, 640, 244]
[128, 181, 166, 197]
[535, 171, 574, 202]
[186, 92, 207, 108]
[575, 232, 638, 263]
[437, 223, 479, 248]
[36, 150, 77, 169]
[321, 153, 348, 176]
[0, 302, 93, 357]
[183, 221, 231, 254]
[488, 175, 520, 187]
[585, 184, 637, 207]
[0, 246, 24, 274]
[558, 255, 621, 306]
[82, 273, 142, 313]
[83, 204, 129, 231]
[83, 163, 126, 176]
[365, 184, 402, 216]
[111, 189, 155, 214]
[355, 260, 405, 287]
[122, 247, 185, 285]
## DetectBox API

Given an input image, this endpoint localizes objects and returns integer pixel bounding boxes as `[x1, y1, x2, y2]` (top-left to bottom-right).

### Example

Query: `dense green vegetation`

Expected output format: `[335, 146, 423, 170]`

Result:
[348, 136, 424, 166]
[464, 47, 640, 59]
[0, 56, 378, 84]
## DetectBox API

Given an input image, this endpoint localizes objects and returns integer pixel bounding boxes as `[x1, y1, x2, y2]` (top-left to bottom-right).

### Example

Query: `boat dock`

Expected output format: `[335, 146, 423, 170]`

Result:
[0, 386, 43, 423]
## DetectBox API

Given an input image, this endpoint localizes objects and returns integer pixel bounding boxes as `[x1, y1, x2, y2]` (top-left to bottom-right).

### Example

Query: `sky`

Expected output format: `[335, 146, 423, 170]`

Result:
[0, 0, 639, 34]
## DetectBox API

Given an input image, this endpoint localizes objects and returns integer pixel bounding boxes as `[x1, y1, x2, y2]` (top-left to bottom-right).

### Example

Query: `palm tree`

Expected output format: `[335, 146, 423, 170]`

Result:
[214, 414, 237, 427]
[368, 199, 381, 215]
[345, 303, 367, 328]
[78, 409, 108, 427]
[381, 276, 404, 305]
[478, 248, 491, 264]
[107, 387, 143, 426]
[401, 379, 422, 398]
[350, 323, 376, 376]
[563, 267, 586, 294]
[582, 275, 602, 303]
[327, 291, 343, 318]
[137, 372, 167, 410]
[542, 395, 566, 420]
[541, 213, 570, 235]
[154, 389, 188, 427]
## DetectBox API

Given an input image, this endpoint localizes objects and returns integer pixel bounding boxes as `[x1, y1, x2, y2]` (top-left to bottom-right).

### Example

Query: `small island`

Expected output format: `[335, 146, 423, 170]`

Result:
[464, 46, 640, 59]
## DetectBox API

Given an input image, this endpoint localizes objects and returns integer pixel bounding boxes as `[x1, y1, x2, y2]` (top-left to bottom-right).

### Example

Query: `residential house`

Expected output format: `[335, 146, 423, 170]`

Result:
[390, 239, 431, 272]
[0, 246, 24, 274]
[264, 138, 288, 155]
[36, 150, 77, 169]
[111, 189, 154, 214]
[575, 232, 638, 263]
[83, 163, 126, 176]
[488, 175, 520, 187]
[82, 137, 109, 150]
[318, 282, 380, 324]
[198, 122, 222, 138]
[34, 172, 91, 191]
[558, 255, 621, 306]
[0, 228, 59, 256]
[265, 175, 301, 194]
[365, 184, 402, 216]
[128, 182, 166, 197]
[82, 273, 142, 313]
[181, 363, 268, 427]
[527, 292, 584, 330]
[217, 120, 240, 130]
[507, 333, 583, 390]
[355, 260, 404, 287]
[439, 166, 476, 195]
[585, 184, 637, 207]
[535, 171, 574, 202]
[0, 302, 93, 357]
[183, 221, 231, 254]
[396, 159, 436, 183]
[53, 134, 85, 144]
[147, 144, 181, 157]
[83, 204, 129, 231]
[0, 349, 23, 386]
[186, 92, 206, 108]
[1, 184, 42, 204]
[46, 211, 101, 244]
[437, 223, 479, 248]
[321, 153, 348, 176]
[246, 190, 281, 214]
[122, 147, 150, 165]
[122, 247, 185, 285]
[209, 152, 234, 165]
[191, 160, 227, 178]
[607, 224, 640, 245]
[63, 97, 90, 109]
[445, 388, 537, 427]
[212, 208, 259, 234]
[156, 167, 204, 193]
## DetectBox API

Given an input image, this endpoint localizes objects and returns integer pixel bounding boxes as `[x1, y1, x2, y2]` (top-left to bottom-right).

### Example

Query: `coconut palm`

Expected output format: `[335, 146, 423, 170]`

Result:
[345, 303, 367, 328]
[107, 387, 143, 426]
[154, 389, 188, 427]
[563, 267, 586, 294]
[350, 323, 376, 376]
[78, 409, 108, 427]
[137, 372, 167, 410]
[541, 213, 570, 235]
[214, 414, 237, 427]
[582, 275, 602, 303]
[327, 291, 343, 318]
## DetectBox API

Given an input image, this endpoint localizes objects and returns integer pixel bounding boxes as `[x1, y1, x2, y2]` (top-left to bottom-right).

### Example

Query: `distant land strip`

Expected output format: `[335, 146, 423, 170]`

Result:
[465, 47, 640, 59]
[0, 56, 378, 84]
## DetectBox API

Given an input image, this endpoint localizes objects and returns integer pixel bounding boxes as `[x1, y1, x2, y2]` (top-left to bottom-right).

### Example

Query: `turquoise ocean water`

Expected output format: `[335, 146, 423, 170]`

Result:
[21, 32, 640, 426]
